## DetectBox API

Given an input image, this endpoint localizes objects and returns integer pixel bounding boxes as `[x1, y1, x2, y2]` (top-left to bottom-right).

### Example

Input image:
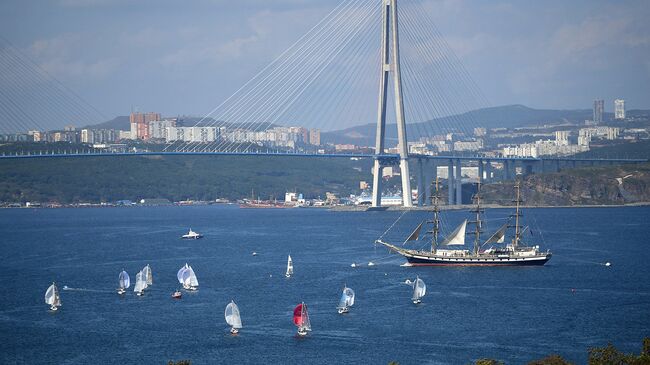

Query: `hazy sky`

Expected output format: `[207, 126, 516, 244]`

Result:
[1, 0, 649, 120]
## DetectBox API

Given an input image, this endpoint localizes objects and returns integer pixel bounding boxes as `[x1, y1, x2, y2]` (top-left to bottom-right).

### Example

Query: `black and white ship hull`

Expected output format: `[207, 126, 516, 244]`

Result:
[379, 241, 552, 267]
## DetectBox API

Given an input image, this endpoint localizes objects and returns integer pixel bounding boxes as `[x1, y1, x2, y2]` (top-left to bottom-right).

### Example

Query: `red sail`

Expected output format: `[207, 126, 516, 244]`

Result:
[293, 303, 303, 326]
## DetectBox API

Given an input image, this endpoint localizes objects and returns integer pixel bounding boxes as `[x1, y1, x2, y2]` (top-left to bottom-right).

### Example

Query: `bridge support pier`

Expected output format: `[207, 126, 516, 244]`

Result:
[416, 158, 425, 206]
[448, 159, 454, 205]
[504, 160, 511, 181]
[478, 160, 484, 185]
[485, 160, 492, 183]
[455, 159, 462, 205]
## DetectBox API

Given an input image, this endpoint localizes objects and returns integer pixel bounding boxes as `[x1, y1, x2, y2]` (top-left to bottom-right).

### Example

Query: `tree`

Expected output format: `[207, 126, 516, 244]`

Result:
[528, 354, 573, 365]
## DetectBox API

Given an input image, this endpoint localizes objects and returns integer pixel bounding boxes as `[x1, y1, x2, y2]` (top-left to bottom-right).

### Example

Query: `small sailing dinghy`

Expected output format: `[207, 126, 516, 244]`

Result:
[293, 302, 311, 336]
[225, 300, 243, 335]
[177, 263, 199, 290]
[117, 269, 130, 295]
[285, 255, 294, 278]
[337, 286, 355, 314]
[181, 228, 203, 239]
[143, 264, 153, 286]
[134, 270, 146, 296]
[45, 282, 61, 311]
[411, 276, 426, 304]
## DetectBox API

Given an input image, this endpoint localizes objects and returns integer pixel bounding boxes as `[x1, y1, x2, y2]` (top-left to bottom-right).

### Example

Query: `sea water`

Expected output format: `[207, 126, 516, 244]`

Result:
[0, 205, 648, 364]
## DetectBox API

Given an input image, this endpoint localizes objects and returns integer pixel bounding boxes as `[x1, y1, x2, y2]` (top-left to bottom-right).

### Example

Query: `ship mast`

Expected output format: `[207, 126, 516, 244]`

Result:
[513, 181, 523, 249]
[429, 178, 441, 253]
[469, 182, 483, 255]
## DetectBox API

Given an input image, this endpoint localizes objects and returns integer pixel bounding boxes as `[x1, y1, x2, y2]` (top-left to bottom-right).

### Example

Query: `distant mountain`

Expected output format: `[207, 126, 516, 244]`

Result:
[86, 116, 129, 130]
[322, 105, 599, 146]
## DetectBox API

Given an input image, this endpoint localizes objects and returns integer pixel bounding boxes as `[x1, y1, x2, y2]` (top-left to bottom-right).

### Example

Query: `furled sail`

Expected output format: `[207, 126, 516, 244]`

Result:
[441, 219, 467, 245]
[119, 270, 130, 289]
[45, 283, 61, 307]
[412, 277, 426, 301]
[225, 301, 243, 329]
[404, 222, 424, 243]
[484, 221, 508, 245]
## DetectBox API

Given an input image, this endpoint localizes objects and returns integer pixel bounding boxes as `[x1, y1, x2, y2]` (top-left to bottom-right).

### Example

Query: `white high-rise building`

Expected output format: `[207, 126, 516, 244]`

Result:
[555, 130, 569, 146]
[614, 99, 625, 120]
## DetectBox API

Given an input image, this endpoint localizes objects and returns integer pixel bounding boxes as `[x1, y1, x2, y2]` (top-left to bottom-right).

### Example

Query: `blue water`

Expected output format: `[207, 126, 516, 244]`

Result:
[0, 205, 649, 364]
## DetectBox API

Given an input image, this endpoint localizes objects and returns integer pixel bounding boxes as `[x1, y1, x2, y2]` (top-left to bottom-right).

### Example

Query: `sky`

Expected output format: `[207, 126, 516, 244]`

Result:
[0, 0, 649, 122]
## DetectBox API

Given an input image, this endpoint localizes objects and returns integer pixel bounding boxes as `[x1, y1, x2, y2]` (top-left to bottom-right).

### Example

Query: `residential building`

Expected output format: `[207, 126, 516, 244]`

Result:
[555, 131, 569, 146]
[614, 99, 625, 120]
[473, 127, 487, 137]
[309, 128, 321, 145]
[129, 112, 161, 140]
[453, 140, 483, 151]
[166, 126, 217, 143]
[149, 119, 176, 140]
[593, 99, 604, 123]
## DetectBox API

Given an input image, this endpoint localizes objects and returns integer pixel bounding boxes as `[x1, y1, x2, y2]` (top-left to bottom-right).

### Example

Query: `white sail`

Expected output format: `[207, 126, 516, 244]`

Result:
[286, 255, 293, 276]
[442, 219, 467, 245]
[412, 277, 426, 301]
[484, 221, 509, 245]
[119, 270, 130, 289]
[143, 264, 152, 285]
[177, 263, 189, 284]
[188, 266, 199, 287]
[45, 283, 61, 307]
[225, 301, 243, 329]
[338, 287, 355, 308]
[134, 271, 146, 293]
[301, 303, 312, 331]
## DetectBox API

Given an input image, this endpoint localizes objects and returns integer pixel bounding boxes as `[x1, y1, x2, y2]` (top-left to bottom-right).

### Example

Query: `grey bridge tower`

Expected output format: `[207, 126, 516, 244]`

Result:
[372, 0, 412, 207]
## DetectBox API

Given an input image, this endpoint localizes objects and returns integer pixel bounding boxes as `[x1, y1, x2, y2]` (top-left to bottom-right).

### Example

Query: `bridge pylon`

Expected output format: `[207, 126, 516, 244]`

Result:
[372, 0, 412, 208]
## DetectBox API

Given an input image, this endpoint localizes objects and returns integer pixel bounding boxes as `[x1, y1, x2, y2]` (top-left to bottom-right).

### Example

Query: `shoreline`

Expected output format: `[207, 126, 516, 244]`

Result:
[329, 201, 650, 211]
[2, 202, 649, 210]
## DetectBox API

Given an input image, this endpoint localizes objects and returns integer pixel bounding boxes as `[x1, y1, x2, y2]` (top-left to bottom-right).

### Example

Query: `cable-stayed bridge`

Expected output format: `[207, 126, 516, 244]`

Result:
[0, 0, 646, 206]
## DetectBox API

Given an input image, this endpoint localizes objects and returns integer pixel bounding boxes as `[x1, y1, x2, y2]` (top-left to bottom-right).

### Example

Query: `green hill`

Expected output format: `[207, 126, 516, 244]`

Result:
[0, 155, 372, 204]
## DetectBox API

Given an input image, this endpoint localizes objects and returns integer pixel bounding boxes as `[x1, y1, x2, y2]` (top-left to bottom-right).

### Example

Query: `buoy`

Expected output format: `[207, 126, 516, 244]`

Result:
[605, 262, 611, 267]
[351, 263, 356, 268]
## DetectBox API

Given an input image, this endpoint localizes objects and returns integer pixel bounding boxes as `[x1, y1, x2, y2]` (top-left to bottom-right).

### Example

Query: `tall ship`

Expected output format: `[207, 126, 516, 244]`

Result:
[376, 180, 552, 266]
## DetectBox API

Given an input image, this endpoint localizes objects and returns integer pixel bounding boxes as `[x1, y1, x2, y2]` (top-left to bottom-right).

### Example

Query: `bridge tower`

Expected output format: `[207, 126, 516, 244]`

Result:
[372, 0, 412, 207]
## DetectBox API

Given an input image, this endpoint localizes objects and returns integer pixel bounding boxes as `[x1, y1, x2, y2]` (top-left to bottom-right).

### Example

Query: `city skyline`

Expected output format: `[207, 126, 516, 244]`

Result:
[0, 0, 649, 122]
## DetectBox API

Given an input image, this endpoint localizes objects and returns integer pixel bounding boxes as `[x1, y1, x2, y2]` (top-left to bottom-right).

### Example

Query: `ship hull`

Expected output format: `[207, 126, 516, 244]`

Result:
[404, 255, 550, 266]
[378, 241, 551, 267]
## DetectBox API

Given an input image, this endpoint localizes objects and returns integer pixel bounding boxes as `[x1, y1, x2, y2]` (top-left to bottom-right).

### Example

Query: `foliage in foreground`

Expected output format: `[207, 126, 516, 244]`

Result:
[468, 338, 650, 365]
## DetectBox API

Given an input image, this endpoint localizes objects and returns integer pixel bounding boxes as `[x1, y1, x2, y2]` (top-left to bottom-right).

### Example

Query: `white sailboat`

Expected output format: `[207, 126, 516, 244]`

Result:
[285, 255, 293, 278]
[143, 264, 153, 286]
[411, 276, 426, 304]
[45, 282, 61, 311]
[178, 263, 199, 290]
[117, 269, 130, 295]
[225, 300, 243, 335]
[134, 270, 146, 296]
[337, 286, 355, 314]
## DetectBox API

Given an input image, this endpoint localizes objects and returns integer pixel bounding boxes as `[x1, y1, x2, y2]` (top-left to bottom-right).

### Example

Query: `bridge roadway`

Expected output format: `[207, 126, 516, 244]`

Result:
[1, 150, 646, 206]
